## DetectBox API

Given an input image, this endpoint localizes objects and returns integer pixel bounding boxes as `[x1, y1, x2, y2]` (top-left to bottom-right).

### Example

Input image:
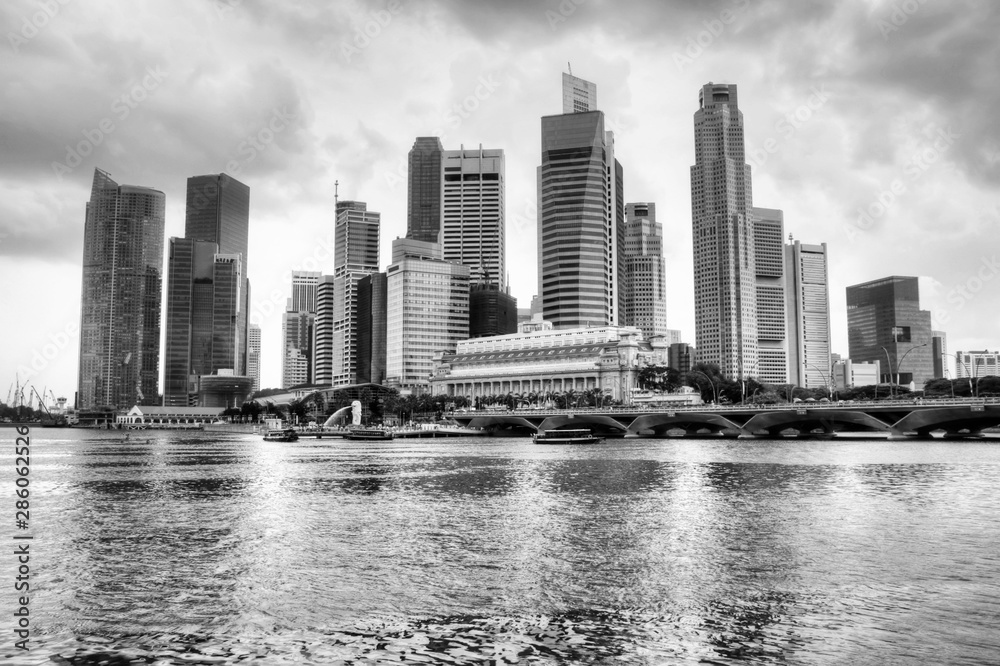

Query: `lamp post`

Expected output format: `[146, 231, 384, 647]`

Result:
[806, 363, 833, 400]
[688, 370, 718, 404]
[880, 346, 894, 399]
[896, 343, 929, 396]
[948, 353, 975, 397]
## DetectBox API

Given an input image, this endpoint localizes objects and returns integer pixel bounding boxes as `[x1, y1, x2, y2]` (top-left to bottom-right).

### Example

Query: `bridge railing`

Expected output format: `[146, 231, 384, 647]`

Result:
[456, 397, 998, 418]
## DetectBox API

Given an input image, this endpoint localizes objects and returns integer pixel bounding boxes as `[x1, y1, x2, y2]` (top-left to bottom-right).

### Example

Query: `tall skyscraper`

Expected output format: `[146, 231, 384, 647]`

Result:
[78, 168, 164, 410]
[753, 207, 788, 385]
[690, 82, 757, 379]
[538, 72, 624, 329]
[442, 145, 506, 285]
[248, 323, 261, 393]
[623, 203, 668, 339]
[931, 330, 946, 379]
[281, 271, 319, 389]
[846, 276, 933, 388]
[313, 275, 336, 385]
[183, 174, 251, 375]
[785, 239, 831, 389]
[330, 200, 380, 386]
[406, 137, 444, 244]
[386, 238, 470, 393]
[357, 272, 388, 384]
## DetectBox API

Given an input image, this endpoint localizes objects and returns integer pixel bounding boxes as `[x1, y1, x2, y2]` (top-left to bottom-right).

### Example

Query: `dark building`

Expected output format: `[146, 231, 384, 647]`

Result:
[183, 173, 251, 376]
[932, 330, 946, 379]
[406, 137, 444, 244]
[469, 282, 518, 338]
[78, 168, 164, 410]
[846, 276, 934, 388]
[669, 342, 695, 374]
[197, 374, 253, 409]
[538, 83, 624, 329]
[357, 272, 388, 384]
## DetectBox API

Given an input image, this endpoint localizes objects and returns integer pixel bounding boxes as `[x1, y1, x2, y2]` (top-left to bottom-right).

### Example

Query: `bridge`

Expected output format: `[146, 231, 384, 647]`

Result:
[449, 398, 1000, 439]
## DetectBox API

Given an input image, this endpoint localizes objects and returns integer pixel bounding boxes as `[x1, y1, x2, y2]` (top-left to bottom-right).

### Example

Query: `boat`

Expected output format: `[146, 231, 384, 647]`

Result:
[345, 427, 394, 441]
[532, 429, 603, 445]
[263, 428, 299, 442]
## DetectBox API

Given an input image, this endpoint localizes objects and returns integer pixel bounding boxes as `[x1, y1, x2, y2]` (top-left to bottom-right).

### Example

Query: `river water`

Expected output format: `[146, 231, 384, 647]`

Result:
[3, 429, 999, 665]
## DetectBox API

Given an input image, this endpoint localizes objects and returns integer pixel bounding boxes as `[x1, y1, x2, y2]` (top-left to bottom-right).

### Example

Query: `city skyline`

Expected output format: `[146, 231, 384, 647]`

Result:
[4, 1, 1000, 398]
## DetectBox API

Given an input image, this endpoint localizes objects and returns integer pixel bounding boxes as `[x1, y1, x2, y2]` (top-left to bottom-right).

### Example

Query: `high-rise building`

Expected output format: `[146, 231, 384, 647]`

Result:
[954, 351, 999, 379]
[442, 145, 506, 285]
[846, 276, 933, 388]
[312, 275, 336, 385]
[562, 72, 597, 114]
[281, 271, 319, 389]
[469, 282, 518, 338]
[183, 174, 251, 376]
[357, 272, 388, 384]
[78, 168, 164, 410]
[931, 330, 946, 379]
[623, 203, 668, 340]
[538, 72, 624, 329]
[386, 238, 470, 393]
[330, 200, 380, 386]
[785, 239, 831, 389]
[690, 83, 757, 379]
[407, 137, 444, 244]
[248, 324, 261, 393]
[669, 342, 695, 374]
[753, 208, 787, 384]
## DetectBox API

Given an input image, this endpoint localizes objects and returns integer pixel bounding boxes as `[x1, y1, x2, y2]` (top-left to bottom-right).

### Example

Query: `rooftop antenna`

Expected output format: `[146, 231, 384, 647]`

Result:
[334, 180, 339, 209]
[568, 61, 572, 75]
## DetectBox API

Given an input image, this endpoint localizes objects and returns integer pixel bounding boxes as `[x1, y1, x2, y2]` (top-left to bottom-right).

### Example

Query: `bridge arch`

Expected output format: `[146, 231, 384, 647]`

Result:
[742, 410, 893, 437]
[628, 413, 745, 438]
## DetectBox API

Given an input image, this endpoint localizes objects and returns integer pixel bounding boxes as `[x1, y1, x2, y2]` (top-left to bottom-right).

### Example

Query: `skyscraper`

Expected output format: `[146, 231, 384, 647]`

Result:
[623, 203, 668, 339]
[281, 271, 319, 389]
[78, 168, 164, 410]
[313, 275, 336, 385]
[785, 239, 832, 389]
[183, 174, 251, 375]
[330, 200, 380, 386]
[846, 276, 933, 388]
[248, 323, 261, 393]
[406, 137, 444, 244]
[357, 272, 388, 384]
[562, 72, 597, 113]
[753, 207, 788, 385]
[538, 72, 624, 329]
[690, 83, 757, 379]
[386, 238, 470, 393]
[442, 145, 506, 285]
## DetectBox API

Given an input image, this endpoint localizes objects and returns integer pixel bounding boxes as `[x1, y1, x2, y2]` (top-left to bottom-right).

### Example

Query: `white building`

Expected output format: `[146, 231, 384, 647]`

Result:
[623, 203, 669, 340]
[833, 359, 880, 391]
[754, 207, 788, 385]
[785, 239, 832, 390]
[442, 146, 505, 286]
[954, 351, 1000, 378]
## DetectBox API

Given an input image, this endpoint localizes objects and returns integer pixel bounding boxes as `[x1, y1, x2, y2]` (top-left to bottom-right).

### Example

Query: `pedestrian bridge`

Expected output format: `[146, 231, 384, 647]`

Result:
[449, 399, 1000, 439]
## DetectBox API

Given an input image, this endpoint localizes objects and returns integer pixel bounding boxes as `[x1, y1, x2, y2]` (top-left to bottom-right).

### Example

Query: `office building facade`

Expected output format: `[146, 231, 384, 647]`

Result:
[386, 238, 470, 393]
[846, 276, 934, 388]
[248, 323, 261, 393]
[407, 137, 444, 244]
[623, 203, 669, 340]
[785, 239, 832, 390]
[752, 208, 787, 384]
[538, 73, 624, 329]
[690, 83, 758, 379]
[281, 271, 320, 389]
[469, 282, 518, 338]
[442, 145, 506, 285]
[78, 168, 164, 410]
[357, 272, 388, 385]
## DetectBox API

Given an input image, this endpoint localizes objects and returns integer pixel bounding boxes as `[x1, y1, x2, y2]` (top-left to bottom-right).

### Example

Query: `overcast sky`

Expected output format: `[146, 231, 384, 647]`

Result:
[2, 0, 998, 402]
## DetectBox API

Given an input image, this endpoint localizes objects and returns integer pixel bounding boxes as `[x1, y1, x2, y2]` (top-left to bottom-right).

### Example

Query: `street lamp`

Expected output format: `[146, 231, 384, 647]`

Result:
[896, 343, 929, 396]
[688, 370, 718, 404]
[880, 346, 894, 399]
[947, 352, 975, 397]
[806, 363, 833, 400]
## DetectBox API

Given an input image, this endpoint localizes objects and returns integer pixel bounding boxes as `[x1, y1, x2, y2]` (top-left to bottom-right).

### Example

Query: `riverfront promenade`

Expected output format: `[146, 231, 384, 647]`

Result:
[449, 397, 1000, 439]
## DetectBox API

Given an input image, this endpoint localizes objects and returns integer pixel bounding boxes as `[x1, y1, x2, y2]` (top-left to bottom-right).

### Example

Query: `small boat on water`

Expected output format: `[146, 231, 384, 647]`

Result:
[263, 428, 299, 442]
[345, 428, 394, 441]
[532, 429, 603, 445]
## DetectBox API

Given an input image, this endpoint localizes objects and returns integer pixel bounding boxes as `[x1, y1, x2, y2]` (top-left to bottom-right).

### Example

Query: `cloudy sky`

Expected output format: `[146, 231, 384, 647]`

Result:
[2, 0, 998, 402]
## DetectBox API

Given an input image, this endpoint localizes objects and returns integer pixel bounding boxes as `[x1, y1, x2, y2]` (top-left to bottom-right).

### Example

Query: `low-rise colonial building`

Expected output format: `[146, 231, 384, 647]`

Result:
[430, 322, 669, 402]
